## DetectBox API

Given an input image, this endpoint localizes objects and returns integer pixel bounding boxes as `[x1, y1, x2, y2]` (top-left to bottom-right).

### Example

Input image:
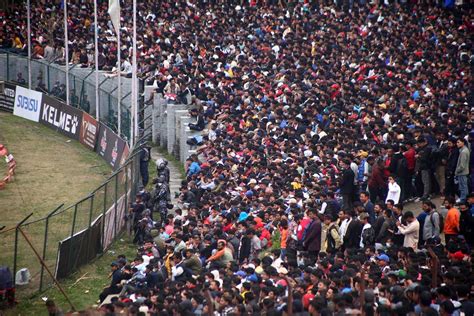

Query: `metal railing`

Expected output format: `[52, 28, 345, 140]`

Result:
[0, 147, 142, 299]
[0, 50, 134, 140]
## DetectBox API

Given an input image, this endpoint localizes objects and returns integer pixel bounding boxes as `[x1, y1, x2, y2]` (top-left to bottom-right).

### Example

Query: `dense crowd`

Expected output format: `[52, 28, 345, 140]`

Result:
[95, 0, 474, 315]
[10, 0, 470, 315]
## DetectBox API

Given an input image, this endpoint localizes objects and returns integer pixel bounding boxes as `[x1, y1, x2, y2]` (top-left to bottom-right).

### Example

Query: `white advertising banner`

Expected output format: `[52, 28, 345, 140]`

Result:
[13, 86, 43, 122]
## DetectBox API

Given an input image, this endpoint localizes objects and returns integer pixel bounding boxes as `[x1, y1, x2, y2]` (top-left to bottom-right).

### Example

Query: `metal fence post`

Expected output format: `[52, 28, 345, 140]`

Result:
[68, 203, 79, 272]
[89, 195, 95, 227]
[131, 154, 136, 198]
[6, 52, 10, 81]
[114, 174, 118, 239]
[101, 182, 108, 251]
[47, 64, 51, 92]
[71, 204, 78, 238]
[40, 204, 64, 292]
[124, 163, 129, 235]
[13, 213, 33, 293]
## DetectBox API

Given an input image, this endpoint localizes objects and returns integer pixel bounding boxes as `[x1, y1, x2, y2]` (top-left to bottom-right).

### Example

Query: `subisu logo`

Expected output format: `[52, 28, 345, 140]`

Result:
[42, 103, 79, 134]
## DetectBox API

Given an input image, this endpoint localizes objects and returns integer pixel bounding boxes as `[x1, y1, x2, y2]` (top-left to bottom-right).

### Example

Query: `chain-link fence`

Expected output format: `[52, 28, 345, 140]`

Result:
[0, 50, 133, 140]
[0, 148, 142, 299]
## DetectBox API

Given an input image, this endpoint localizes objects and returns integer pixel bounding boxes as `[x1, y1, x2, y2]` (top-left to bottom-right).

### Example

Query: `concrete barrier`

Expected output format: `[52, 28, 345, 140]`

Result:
[150, 93, 207, 164]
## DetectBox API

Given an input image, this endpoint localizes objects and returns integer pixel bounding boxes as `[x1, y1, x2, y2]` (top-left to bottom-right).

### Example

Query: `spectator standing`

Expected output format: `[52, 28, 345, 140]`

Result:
[434, 132, 449, 196]
[303, 209, 322, 261]
[386, 175, 401, 204]
[455, 138, 470, 203]
[445, 137, 460, 199]
[422, 200, 441, 244]
[403, 141, 417, 200]
[320, 214, 342, 254]
[339, 159, 355, 211]
[416, 137, 433, 200]
[279, 219, 289, 260]
[343, 210, 363, 250]
[458, 202, 474, 247]
[443, 197, 460, 244]
[396, 211, 420, 250]
[359, 191, 375, 225]
[359, 213, 375, 248]
[368, 160, 386, 203]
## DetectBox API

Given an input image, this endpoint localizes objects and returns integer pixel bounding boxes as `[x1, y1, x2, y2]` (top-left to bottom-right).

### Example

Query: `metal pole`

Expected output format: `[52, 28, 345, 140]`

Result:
[101, 182, 107, 251]
[89, 195, 95, 228]
[64, 0, 70, 105]
[114, 175, 118, 239]
[26, 0, 31, 89]
[124, 163, 130, 234]
[94, 0, 100, 121]
[18, 227, 76, 312]
[131, 0, 137, 149]
[117, 21, 122, 136]
[12, 213, 33, 293]
[40, 204, 64, 292]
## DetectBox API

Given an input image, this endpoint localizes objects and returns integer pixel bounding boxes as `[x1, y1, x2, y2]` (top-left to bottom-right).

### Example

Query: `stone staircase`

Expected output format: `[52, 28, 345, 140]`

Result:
[150, 147, 183, 207]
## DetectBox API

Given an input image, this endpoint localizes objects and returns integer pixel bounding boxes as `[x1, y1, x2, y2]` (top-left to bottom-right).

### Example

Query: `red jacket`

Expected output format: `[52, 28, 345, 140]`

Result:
[368, 165, 386, 189]
[404, 148, 416, 171]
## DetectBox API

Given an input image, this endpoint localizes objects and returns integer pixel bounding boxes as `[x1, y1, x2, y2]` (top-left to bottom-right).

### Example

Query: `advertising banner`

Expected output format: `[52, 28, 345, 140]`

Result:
[55, 216, 103, 279]
[79, 112, 99, 150]
[103, 194, 128, 250]
[39, 95, 83, 140]
[95, 122, 125, 170]
[13, 86, 42, 122]
[0, 82, 16, 112]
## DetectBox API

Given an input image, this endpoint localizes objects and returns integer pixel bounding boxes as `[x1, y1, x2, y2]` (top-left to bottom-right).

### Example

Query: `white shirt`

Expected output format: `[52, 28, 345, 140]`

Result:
[339, 218, 351, 240]
[386, 181, 401, 204]
[121, 60, 132, 74]
[319, 201, 328, 214]
[350, 162, 359, 185]
[171, 263, 184, 281]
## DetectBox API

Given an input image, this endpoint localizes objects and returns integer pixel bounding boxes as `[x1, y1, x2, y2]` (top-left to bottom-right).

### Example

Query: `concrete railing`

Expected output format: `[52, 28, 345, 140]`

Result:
[150, 93, 203, 164]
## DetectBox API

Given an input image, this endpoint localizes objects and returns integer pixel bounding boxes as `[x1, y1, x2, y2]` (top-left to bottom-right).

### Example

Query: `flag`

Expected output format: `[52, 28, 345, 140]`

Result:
[108, 0, 120, 35]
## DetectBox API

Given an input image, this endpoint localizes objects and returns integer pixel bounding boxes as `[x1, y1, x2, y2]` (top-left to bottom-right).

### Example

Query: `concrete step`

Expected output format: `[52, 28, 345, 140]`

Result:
[149, 147, 184, 213]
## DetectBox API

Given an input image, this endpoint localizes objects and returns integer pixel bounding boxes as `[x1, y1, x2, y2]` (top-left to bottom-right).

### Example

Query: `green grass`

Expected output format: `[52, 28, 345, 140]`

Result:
[9, 147, 177, 314]
[0, 111, 112, 301]
[8, 235, 137, 315]
[0, 112, 111, 226]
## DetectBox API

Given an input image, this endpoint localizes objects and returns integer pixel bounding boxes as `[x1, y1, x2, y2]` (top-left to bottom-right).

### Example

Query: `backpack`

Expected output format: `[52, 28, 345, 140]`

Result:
[326, 225, 342, 252]
[429, 211, 444, 234]
[362, 226, 375, 247]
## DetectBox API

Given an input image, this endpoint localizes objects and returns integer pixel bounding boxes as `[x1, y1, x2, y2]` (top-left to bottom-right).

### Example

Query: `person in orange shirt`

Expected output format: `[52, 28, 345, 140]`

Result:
[443, 196, 460, 244]
[279, 219, 289, 261]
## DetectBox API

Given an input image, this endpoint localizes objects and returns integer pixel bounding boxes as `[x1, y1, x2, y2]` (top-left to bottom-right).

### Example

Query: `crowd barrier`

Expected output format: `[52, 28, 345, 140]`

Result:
[0, 83, 142, 299]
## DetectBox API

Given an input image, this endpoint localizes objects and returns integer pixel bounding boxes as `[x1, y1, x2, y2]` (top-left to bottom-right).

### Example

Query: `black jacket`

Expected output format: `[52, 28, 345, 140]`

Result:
[446, 148, 459, 177]
[339, 168, 356, 195]
[417, 145, 432, 171]
[343, 218, 363, 249]
[303, 218, 322, 252]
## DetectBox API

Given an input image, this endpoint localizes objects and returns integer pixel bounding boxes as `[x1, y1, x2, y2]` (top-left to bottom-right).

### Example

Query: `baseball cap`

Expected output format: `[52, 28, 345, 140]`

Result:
[449, 251, 464, 261]
[377, 254, 390, 262]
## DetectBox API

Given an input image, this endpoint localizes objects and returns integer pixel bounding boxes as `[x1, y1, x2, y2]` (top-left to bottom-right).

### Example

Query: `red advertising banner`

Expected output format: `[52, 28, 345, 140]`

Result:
[79, 112, 99, 151]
